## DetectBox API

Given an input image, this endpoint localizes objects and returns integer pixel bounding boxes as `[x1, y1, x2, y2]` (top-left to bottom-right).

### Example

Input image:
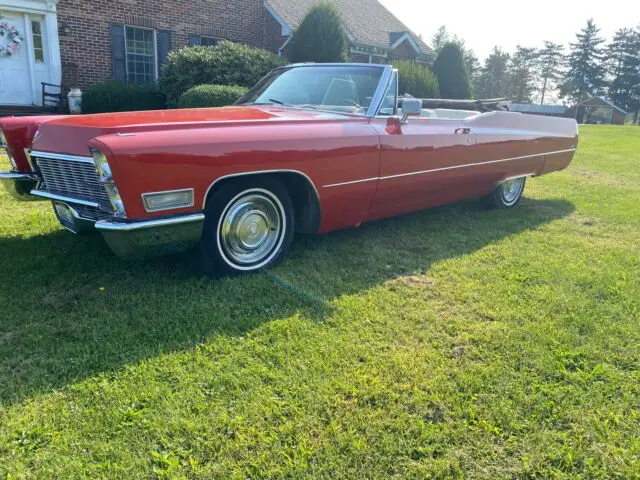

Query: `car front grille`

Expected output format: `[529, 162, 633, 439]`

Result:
[33, 153, 112, 221]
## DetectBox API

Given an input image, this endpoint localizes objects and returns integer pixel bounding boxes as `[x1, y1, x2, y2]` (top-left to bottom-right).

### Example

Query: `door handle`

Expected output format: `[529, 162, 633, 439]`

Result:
[455, 127, 471, 135]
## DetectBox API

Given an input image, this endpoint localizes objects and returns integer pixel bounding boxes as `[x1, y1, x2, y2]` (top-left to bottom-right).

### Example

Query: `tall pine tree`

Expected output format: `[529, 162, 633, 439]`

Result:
[606, 27, 640, 119]
[561, 19, 606, 103]
[537, 41, 565, 104]
[506, 46, 539, 103]
[474, 47, 510, 98]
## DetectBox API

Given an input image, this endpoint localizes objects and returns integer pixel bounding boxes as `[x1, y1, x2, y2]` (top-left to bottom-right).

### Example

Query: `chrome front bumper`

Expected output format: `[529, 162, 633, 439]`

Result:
[0, 172, 38, 199]
[96, 213, 205, 257]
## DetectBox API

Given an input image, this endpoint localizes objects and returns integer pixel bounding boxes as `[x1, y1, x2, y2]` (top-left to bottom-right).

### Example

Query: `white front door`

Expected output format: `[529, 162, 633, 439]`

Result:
[0, 11, 32, 105]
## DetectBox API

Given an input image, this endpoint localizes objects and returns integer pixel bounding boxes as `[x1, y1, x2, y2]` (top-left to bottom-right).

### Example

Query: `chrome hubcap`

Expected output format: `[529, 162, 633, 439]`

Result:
[219, 192, 283, 266]
[501, 177, 525, 204]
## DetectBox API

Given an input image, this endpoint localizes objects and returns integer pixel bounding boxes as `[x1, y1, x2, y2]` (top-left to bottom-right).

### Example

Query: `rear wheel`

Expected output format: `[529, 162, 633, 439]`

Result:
[199, 178, 294, 277]
[483, 177, 526, 209]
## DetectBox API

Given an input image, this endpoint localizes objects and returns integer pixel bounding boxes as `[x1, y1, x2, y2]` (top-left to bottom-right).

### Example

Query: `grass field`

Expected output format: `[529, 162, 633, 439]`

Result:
[1, 125, 639, 478]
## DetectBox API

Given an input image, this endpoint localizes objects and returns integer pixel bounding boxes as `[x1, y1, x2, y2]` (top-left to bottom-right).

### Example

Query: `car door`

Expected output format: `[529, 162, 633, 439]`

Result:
[366, 115, 483, 221]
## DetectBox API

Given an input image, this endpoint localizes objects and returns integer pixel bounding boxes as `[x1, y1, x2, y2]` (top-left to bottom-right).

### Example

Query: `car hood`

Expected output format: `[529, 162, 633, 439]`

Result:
[31, 106, 354, 156]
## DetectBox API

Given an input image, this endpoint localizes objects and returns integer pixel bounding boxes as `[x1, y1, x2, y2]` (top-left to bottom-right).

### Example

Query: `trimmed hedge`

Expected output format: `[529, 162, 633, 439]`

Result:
[432, 42, 472, 99]
[289, 2, 349, 63]
[82, 81, 166, 114]
[394, 61, 440, 99]
[160, 41, 284, 107]
[177, 84, 248, 108]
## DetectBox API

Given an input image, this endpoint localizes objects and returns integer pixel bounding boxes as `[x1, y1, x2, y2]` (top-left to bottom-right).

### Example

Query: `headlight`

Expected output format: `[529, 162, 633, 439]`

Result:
[91, 148, 126, 218]
[91, 148, 113, 182]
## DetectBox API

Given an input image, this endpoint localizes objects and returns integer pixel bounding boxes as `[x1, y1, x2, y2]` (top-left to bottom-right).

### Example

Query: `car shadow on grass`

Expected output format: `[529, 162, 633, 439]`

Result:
[0, 197, 573, 404]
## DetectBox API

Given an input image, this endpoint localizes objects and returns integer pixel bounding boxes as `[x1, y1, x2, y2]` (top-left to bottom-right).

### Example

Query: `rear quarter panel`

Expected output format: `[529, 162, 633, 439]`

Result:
[90, 118, 380, 232]
[465, 112, 579, 178]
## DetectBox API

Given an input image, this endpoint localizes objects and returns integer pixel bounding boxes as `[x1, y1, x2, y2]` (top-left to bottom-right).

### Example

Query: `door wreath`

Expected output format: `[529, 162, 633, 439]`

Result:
[0, 20, 23, 57]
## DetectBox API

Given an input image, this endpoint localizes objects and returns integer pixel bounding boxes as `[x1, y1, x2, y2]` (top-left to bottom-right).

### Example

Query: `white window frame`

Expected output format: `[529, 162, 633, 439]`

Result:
[123, 25, 158, 84]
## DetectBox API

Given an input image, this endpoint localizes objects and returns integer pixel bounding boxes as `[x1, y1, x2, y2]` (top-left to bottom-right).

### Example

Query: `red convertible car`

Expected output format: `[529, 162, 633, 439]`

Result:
[0, 63, 578, 275]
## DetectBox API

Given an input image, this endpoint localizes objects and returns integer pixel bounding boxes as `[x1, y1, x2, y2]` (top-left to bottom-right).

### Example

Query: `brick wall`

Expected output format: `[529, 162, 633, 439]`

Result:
[57, 0, 274, 88]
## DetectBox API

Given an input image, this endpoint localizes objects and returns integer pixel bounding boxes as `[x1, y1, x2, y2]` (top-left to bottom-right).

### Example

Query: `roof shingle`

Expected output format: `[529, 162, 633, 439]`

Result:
[265, 0, 432, 54]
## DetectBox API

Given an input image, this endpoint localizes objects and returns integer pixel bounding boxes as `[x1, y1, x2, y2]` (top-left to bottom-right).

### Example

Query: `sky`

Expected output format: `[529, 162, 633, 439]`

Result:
[379, 0, 640, 60]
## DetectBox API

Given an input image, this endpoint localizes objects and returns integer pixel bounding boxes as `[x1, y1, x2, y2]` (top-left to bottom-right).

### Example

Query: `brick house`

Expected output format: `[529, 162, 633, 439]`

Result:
[0, 0, 433, 106]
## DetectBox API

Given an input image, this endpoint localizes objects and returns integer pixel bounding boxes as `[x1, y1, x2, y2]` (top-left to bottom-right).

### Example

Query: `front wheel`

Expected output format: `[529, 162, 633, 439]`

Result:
[483, 177, 527, 209]
[199, 178, 294, 277]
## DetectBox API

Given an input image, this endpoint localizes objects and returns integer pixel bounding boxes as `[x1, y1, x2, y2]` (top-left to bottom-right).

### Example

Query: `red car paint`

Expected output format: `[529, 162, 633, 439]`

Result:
[0, 115, 61, 171]
[30, 105, 577, 234]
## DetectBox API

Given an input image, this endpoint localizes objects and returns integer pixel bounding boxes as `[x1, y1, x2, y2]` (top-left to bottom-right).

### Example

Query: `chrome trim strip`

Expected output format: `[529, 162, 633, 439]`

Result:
[501, 172, 537, 182]
[24, 148, 36, 171]
[0, 172, 35, 181]
[366, 65, 395, 118]
[95, 213, 205, 232]
[141, 188, 195, 213]
[29, 150, 94, 164]
[202, 169, 320, 209]
[30, 189, 102, 208]
[323, 177, 379, 188]
[379, 149, 576, 181]
[321, 149, 576, 187]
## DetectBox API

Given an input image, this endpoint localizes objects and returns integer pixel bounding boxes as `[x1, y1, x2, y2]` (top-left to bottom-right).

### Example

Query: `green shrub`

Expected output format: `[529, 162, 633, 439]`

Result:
[160, 41, 284, 107]
[289, 2, 349, 63]
[394, 61, 440, 98]
[177, 84, 248, 108]
[82, 81, 166, 114]
[432, 42, 472, 99]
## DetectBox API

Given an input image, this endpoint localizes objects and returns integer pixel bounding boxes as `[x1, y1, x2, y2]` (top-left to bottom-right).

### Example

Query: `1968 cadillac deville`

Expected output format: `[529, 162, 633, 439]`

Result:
[0, 63, 578, 275]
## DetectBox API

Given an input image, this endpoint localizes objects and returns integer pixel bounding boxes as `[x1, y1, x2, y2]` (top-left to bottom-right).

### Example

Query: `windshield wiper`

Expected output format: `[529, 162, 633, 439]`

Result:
[268, 98, 290, 106]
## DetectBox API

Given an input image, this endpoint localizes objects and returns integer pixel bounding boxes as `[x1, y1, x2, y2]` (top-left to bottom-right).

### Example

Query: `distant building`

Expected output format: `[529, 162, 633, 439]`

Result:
[509, 103, 567, 118]
[568, 97, 631, 125]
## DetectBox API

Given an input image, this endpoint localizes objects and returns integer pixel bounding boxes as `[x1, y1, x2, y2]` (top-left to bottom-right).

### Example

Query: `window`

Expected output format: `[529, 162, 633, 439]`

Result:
[378, 72, 398, 116]
[31, 20, 44, 62]
[125, 26, 156, 84]
[201, 36, 221, 46]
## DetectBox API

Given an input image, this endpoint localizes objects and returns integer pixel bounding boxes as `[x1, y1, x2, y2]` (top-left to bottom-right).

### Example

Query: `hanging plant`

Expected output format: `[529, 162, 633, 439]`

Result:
[0, 20, 23, 57]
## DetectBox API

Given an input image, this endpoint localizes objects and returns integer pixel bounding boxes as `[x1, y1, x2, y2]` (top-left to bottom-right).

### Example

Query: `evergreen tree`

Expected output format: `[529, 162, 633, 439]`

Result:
[431, 25, 450, 51]
[506, 46, 539, 103]
[432, 41, 472, 99]
[289, 2, 349, 63]
[464, 50, 481, 96]
[475, 47, 510, 98]
[537, 41, 565, 104]
[560, 19, 606, 103]
[606, 27, 640, 119]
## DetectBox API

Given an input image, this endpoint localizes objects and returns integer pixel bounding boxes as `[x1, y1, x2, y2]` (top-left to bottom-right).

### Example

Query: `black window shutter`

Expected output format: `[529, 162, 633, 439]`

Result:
[158, 30, 172, 68]
[188, 33, 202, 46]
[110, 24, 126, 82]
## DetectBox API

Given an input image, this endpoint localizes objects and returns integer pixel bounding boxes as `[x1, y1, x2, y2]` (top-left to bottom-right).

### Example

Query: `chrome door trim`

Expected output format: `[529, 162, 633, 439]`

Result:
[321, 149, 576, 187]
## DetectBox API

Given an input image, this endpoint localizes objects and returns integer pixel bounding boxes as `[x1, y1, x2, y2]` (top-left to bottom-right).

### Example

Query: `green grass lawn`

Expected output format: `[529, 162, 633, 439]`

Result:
[1, 125, 639, 479]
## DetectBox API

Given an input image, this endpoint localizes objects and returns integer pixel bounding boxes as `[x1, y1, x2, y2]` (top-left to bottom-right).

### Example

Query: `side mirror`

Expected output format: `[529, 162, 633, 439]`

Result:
[400, 98, 422, 123]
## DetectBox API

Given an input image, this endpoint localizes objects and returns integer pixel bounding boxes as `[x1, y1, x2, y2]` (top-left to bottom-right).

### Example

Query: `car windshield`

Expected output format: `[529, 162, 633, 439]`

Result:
[236, 65, 385, 116]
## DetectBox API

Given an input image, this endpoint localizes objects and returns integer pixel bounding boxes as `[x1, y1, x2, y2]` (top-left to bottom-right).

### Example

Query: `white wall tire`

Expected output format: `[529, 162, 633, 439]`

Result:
[484, 177, 527, 209]
[199, 178, 294, 276]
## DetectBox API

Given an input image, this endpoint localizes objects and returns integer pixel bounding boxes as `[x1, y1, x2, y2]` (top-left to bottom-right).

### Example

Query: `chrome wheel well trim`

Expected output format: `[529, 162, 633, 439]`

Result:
[202, 169, 320, 210]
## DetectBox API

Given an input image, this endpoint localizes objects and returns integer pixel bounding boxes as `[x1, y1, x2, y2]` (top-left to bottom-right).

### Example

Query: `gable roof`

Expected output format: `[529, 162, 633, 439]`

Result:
[264, 0, 432, 54]
[577, 97, 629, 115]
